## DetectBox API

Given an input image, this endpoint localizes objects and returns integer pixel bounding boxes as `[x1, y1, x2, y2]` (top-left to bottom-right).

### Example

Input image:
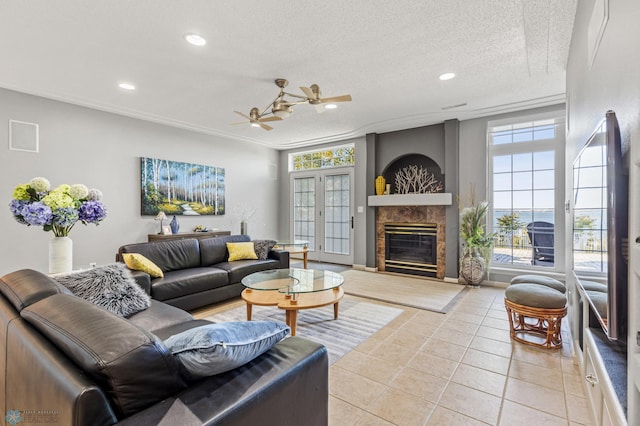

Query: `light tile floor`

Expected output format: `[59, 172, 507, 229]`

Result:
[193, 267, 590, 426]
[327, 285, 590, 426]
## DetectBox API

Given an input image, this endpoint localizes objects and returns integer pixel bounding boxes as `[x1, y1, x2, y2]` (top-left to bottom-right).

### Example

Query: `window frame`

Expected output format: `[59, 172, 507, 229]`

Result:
[487, 113, 566, 272]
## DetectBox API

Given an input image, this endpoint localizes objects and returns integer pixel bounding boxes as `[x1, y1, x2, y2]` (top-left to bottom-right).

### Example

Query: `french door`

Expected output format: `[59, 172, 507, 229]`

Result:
[291, 168, 354, 265]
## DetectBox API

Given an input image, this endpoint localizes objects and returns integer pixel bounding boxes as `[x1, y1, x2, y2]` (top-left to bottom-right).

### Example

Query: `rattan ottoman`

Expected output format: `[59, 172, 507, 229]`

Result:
[504, 283, 567, 349]
[510, 274, 566, 293]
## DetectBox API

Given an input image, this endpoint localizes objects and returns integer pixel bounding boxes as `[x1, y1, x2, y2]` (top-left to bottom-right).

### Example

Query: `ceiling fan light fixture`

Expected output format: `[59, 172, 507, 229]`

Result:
[185, 33, 207, 46]
[118, 82, 136, 91]
[325, 103, 338, 110]
[439, 72, 456, 81]
[250, 122, 261, 128]
[272, 101, 292, 118]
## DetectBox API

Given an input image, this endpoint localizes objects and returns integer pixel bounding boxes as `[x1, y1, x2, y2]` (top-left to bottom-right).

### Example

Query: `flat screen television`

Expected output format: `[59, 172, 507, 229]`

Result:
[572, 110, 628, 341]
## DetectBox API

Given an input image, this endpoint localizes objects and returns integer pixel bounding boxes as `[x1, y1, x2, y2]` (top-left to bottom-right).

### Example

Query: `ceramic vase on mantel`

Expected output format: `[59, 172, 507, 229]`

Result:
[375, 175, 386, 195]
[49, 236, 73, 274]
[240, 221, 248, 235]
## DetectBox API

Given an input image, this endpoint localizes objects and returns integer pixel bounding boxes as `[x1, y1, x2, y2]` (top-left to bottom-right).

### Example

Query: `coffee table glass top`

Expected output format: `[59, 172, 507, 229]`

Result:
[242, 268, 343, 293]
[274, 240, 309, 249]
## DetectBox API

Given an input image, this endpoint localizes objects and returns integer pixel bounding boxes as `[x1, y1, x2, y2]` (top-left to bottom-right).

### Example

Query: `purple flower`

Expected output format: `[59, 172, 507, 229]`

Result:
[21, 202, 53, 226]
[9, 199, 26, 216]
[52, 207, 79, 227]
[78, 201, 107, 224]
[9, 199, 28, 224]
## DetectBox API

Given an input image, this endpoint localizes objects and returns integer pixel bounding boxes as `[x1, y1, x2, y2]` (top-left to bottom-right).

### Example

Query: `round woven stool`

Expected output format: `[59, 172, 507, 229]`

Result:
[510, 274, 566, 293]
[504, 284, 567, 349]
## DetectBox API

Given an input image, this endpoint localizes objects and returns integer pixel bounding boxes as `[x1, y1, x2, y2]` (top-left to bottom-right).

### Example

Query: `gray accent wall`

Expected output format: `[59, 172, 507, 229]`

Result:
[0, 88, 281, 276]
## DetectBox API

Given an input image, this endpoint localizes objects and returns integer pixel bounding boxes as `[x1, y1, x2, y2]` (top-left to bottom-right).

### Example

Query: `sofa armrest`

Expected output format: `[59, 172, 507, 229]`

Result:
[268, 249, 289, 268]
[128, 270, 151, 295]
[116, 337, 328, 426]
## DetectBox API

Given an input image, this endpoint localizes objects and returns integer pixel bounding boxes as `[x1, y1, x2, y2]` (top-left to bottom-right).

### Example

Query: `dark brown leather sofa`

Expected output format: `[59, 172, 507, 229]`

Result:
[117, 235, 289, 311]
[0, 269, 328, 426]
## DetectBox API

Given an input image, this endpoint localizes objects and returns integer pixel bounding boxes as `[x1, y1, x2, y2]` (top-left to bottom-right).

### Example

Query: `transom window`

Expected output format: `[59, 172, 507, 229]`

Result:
[488, 115, 565, 269]
[288, 144, 354, 172]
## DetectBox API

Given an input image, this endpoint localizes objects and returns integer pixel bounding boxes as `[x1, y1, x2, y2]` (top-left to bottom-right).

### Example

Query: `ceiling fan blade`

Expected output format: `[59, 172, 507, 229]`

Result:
[258, 122, 273, 131]
[260, 116, 283, 122]
[320, 94, 352, 103]
[234, 110, 252, 120]
[299, 86, 317, 101]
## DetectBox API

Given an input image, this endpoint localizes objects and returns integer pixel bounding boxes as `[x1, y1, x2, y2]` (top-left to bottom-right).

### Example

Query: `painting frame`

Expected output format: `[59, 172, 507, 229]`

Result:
[140, 157, 225, 216]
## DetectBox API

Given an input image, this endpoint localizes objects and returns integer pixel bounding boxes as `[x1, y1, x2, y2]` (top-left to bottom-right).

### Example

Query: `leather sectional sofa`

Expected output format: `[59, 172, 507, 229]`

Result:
[117, 234, 289, 310]
[0, 268, 328, 425]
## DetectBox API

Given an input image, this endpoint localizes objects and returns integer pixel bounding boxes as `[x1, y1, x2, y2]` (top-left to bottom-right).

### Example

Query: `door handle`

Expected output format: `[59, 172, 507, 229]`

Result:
[350, 216, 354, 229]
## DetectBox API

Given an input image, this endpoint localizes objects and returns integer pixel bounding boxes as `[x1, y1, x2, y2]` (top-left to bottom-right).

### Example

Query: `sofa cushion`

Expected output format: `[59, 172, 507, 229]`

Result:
[21, 293, 186, 418]
[122, 253, 164, 278]
[120, 239, 201, 272]
[53, 263, 151, 317]
[127, 299, 195, 333]
[0, 269, 68, 311]
[215, 259, 281, 284]
[199, 235, 251, 266]
[164, 321, 290, 379]
[227, 242, 259, 261]
[150, 267, 229, 302]
[254, 239, 277, 260]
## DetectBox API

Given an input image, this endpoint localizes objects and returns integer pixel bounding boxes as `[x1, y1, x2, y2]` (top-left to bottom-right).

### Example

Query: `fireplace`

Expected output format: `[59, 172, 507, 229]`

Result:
[385, 223, 437, 277]
[375, 205, 446, 279]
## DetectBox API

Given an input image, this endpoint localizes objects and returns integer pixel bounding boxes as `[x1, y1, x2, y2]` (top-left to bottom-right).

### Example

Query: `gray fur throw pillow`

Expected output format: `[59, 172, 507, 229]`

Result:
[253, 240, 277, 260]
[53, 263, 151, 317]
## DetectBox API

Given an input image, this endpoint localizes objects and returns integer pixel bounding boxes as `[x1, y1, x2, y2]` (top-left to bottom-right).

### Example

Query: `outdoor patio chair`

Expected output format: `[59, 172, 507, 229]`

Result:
[526, 221, 554, 266]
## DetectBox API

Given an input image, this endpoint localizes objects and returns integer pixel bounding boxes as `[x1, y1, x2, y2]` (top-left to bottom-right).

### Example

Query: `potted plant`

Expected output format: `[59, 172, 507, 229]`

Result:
[459, 200, 494, 285]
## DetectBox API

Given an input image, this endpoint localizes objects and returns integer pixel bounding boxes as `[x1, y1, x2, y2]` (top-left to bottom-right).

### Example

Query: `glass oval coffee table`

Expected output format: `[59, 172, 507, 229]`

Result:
[241, 268, 344, 336]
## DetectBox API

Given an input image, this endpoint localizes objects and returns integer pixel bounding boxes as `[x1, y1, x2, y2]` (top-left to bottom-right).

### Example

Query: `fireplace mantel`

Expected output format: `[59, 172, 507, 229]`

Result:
[367, 193, 452, 207]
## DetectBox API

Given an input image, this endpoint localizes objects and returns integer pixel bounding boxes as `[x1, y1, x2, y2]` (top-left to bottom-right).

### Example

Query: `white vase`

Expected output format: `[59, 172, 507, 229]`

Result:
[49, 236, 73, 274]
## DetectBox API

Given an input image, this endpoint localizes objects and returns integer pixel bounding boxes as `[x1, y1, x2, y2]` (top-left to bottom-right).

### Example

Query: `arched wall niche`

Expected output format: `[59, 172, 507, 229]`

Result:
[381, 153, 445, 194]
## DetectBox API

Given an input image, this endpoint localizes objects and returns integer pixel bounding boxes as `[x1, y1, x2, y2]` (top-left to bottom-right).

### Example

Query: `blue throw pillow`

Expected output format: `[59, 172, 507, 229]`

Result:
[164, 321, 290, 379]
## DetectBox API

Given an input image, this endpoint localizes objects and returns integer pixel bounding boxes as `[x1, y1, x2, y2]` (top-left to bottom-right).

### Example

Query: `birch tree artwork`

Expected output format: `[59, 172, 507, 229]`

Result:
[141, 157, 225, 215]
[394, 165, 443, 194]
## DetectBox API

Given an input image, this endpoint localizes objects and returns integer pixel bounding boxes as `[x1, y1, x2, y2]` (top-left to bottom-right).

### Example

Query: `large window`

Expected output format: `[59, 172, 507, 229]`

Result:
[489, 115, 564, 268]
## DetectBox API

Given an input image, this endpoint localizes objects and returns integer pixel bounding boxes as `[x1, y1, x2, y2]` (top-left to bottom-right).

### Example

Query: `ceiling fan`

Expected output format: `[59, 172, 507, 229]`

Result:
[232, 79, 352, 131]
[232, 107, 281, 131]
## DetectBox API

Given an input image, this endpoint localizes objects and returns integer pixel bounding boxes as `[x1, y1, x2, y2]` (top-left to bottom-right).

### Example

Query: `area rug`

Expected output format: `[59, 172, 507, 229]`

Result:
[341, 269, 468, 313]
[205, 298, 403, 364]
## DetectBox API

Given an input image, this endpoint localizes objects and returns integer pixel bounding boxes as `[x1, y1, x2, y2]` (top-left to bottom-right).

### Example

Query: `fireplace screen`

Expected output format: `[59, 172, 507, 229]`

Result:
[385, 223, 437, 277]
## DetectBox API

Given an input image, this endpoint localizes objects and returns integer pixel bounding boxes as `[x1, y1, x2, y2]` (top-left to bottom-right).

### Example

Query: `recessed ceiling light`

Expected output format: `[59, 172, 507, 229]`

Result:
[185, 33, 207, 46]
[118, 82, 136, 91]
[439, 73, 456, 81]
[325, 104, 338, 110]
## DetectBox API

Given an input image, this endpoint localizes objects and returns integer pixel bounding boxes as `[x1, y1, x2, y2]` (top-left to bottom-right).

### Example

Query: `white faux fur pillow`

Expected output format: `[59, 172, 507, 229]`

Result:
[53, 263, 150, 317]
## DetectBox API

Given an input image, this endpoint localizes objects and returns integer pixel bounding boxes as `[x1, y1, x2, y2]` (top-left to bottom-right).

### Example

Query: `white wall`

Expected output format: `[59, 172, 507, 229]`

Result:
[0, 88, 281, 275]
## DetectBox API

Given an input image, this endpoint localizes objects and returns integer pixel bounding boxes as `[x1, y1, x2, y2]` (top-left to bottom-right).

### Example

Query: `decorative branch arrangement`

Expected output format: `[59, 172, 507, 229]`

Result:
[394, 165, 443, 194]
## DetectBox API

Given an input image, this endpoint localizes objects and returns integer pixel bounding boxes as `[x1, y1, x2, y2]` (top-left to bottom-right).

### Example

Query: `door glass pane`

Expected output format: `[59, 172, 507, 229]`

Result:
[324, 174, 350, 255]
[293, 177, 315, 250]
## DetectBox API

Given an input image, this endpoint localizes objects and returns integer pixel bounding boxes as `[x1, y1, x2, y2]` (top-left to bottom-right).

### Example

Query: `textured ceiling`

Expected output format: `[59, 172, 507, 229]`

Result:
[0, 0, 577, 150]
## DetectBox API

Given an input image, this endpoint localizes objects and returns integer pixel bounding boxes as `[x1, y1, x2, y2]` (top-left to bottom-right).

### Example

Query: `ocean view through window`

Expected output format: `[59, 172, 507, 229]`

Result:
[488, 113, 565, 268]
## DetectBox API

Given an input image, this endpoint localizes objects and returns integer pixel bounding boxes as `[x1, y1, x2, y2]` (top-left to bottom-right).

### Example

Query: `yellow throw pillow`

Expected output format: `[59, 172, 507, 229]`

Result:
[227, 242, 258, 262]
[122, 253, 164, 278]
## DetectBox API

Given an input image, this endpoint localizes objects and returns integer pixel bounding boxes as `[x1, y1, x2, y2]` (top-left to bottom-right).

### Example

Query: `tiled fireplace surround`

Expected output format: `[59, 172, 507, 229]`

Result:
[368, 121, 459, 279]
[375, 205, 447, 279]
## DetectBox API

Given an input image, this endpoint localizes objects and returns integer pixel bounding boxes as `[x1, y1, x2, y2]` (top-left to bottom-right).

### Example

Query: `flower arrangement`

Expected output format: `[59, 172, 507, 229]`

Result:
[460, 201, 494, 251]
[9, 177, 107, 237]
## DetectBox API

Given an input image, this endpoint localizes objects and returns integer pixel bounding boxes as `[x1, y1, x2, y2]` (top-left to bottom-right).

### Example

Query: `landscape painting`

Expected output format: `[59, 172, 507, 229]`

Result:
[140, 157, 225, 216]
